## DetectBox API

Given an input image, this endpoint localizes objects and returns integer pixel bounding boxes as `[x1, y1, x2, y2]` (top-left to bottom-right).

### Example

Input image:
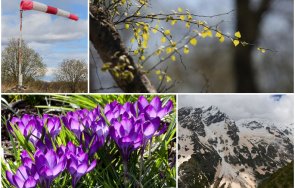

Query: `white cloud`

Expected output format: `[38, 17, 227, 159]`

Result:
[45, 67, 57, 76]
[179, 95, 294, 124]
[2, 13, 87, 45]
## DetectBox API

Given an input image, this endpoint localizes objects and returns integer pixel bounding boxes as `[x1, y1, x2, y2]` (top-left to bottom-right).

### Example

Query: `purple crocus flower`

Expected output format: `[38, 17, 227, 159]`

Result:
[137, 96, 173, 140]
[141, 117, 161, 140]
[20, 151, 38, 179]
[104, 101, 124, 122]
[105, 96, 173, 124]
[62, 107, 108, 156]
[8, 114, 63, 148]
[43, 115, 61, 139]
[6, 166, 37, 188]
[106, 96, 173, 162]
[84, 115, 109, 156]
[67, 142, 97, 187]
[8, 114, 43, 144]
[58, 142, 96, 187]
[109, 116, 144, 161]
[83, 132, 105, 157]
[105, 96, 173, 145]
[62, 110, 85, 139]
[34, 149, 66, 188]
[137, 96, 173, 119]
[6, 150, 39, 188]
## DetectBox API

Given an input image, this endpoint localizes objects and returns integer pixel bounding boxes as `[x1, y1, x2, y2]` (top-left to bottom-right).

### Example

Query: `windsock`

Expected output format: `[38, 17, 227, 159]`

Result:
[20, 0, 79, 21]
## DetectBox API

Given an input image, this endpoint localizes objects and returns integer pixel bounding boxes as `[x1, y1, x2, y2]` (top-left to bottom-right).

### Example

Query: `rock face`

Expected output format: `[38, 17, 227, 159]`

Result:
[178, 106, 294, 188]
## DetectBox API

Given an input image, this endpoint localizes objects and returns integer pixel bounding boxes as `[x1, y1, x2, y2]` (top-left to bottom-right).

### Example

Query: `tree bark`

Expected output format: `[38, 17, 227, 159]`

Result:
[234, 0, 271, 92]
[89, 5, 156, 93]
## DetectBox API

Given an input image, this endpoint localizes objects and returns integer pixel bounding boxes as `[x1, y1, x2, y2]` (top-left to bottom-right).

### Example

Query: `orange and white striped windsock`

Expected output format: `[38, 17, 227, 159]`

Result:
[20, 0, 79, 21]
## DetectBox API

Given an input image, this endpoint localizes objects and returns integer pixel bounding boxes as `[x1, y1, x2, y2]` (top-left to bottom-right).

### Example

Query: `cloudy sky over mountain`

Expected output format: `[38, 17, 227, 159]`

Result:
[2, 0, 88, 81]
[179, 95, 294, 124]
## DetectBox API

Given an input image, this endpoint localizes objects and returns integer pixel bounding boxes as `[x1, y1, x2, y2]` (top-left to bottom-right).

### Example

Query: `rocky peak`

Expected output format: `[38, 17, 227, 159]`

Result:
[202, 106, 228, 126]
[178, 107, 294, 188]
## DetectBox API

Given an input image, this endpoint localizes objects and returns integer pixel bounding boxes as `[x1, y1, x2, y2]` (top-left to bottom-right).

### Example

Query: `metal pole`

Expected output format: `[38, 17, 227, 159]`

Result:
[18, 10, 23, 88]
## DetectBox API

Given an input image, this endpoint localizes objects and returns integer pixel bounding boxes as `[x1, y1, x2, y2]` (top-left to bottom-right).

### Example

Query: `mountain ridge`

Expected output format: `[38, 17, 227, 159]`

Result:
[178, 106, 294, 188]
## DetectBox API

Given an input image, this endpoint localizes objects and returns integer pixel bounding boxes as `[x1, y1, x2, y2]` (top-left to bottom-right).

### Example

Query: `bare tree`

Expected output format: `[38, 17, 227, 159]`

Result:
[55, 59, 88, 92]
[1, 38, 46, 85]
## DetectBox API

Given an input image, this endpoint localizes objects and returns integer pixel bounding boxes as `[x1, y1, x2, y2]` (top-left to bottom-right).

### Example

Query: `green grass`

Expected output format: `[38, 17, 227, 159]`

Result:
[258, 161, 294, 188]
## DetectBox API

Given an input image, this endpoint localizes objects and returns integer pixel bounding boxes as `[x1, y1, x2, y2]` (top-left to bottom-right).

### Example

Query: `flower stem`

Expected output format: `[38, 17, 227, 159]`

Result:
[149, 138, 153, 157]
[139, 147, 144, 184]
[123, 160, 128, 187]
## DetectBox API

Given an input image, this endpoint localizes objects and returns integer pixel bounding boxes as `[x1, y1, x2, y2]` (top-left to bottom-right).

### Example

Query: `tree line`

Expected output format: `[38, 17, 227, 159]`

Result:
[1, 38, 87, 93]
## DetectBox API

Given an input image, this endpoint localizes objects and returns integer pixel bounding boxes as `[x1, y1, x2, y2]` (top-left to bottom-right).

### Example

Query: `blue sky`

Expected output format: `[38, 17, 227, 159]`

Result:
[2, 0, 88, 81]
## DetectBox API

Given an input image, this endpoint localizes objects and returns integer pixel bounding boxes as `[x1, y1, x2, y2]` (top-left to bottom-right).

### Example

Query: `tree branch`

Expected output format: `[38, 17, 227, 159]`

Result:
[89, 5, 156, 93]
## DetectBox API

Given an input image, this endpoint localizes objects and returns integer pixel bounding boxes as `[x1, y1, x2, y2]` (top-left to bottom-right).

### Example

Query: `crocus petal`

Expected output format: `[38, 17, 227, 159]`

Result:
[39, 166, 53, 179]
[45, 150, 57, 169]
[121, 136, 132, 143]
[21, 150, 30, 159]
[52, 160, 65, 177]
[157, 100, 173, 118]
[84, 132, 93, 148]
[157, 109, 168, 119]
[123, 102, 136, 117]
[69, 166, 77, 175]
[119, 125, 126, 137]
[88, 112, 94, 121]
[24, 177, 37, 188]
[150, 96, 162, 112]
[68, 157, 78, 175]
[6, 171, 16, 187]
[21, 114, 31, 126]
[89, 137, 101, 157]
[77, 153, 88, 162]
[47, 118, 55, 132]
[16, 166, 28, 180]
[104, 101, 118, 114]
[21, 158, 33, 169]
[12, 117, 25, 134]
[34, 173, 39, 182]
[13, 175, 25, 188]
[61, 116, 69, 127]
[109, 126, 118, 141]
[10, 117, 21, 125]
[69, 118, 80, 131]
[138, 96, 149, 110]
[36, 141, 47, 152]
[77, 164, 88, 175]
[35, 154, 48, 173]
[145, 105, 157, 118]
[155, 123, 168, 137]
[143, 117, 160, 138]
[86, 160, 97, 173]
[121, 118, 133, 134]
[133, 140, 143, 149]
[164, 100, 173, 113]
[67, 142, 76, 153]
[105, 111, 114, 122]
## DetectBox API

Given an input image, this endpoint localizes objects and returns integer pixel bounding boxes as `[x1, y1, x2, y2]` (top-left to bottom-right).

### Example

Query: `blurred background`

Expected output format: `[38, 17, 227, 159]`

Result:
[90, 0, 294, 93]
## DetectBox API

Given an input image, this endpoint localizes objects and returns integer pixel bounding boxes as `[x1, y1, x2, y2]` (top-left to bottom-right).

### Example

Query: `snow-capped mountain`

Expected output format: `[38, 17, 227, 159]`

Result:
[178, 106, 294, 188]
